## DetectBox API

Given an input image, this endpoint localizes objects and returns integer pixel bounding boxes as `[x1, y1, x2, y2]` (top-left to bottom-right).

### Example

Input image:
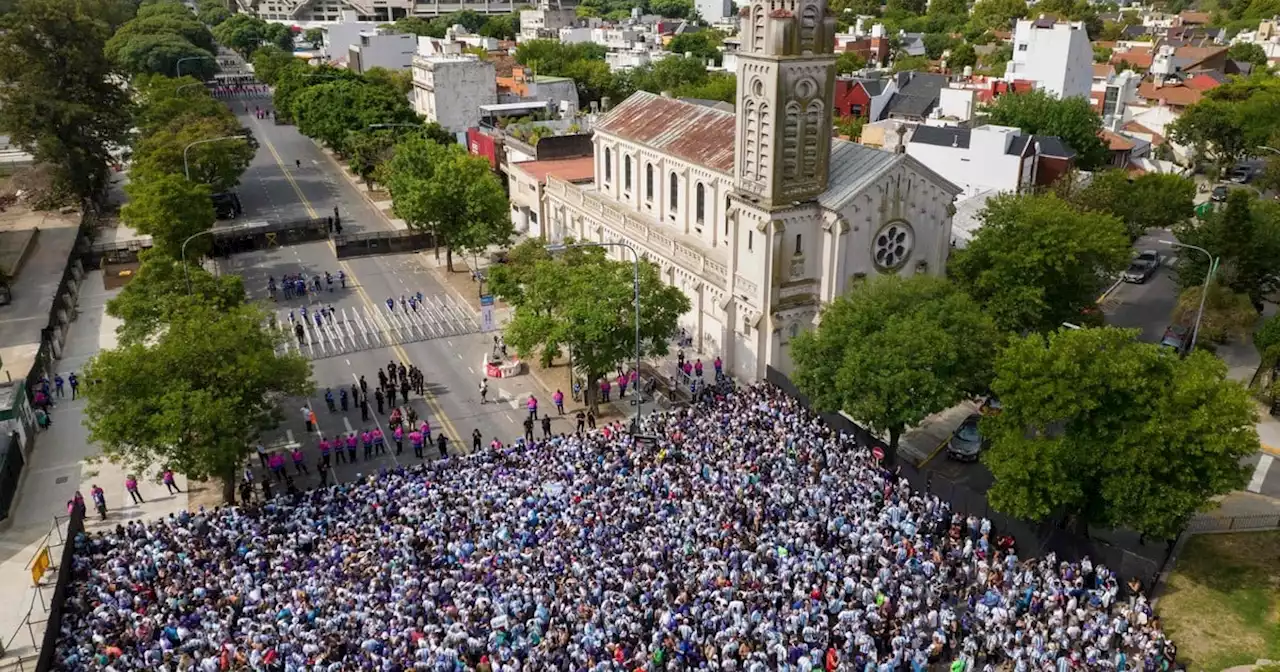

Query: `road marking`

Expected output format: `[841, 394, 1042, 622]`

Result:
[918, 436, 950, 468]
[468, 366, 474, 373]
[504, 413, 514, 423]
[251, 116, 464, 444]
[345, 359, 351, 366]
[343, 417, 353, 434]
[1248, 454, 1273, 493]
[285, 429, 295, 446]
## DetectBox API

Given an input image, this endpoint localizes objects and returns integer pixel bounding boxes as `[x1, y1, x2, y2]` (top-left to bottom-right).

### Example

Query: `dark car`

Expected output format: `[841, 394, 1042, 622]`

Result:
[1122, 249, 1161, 283]
[1229, 166, 1253, 184]
[1211, 185, 1230, 202]
[947, 414, 987, 462]
[211, 191, 242, 220]
[1160, 324, 1191, 355]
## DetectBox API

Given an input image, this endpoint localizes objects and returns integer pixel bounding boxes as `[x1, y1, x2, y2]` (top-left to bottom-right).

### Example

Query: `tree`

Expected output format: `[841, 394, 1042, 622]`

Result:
[1093, 45, 1112, 63]
[969, 0, 1028, 30]
[478, 13, 519, 40]
[1073, 170, 1195, 239]
[985, 88, 1110, 169]
[83, 303, 313, 504]
[1174, 190, 1280, 307]
[130, 113, 256, 192]
[251, 45, 302, 86]
[212, 13, 266, 57]
[927, 0, 968, 17]
[263, 21, 293, 51]
[1255, 312, 1280, 364]
[292, 79, 417, 153]
[109, 32, 216, 78]
[196, 2, 229, 25]
[835, 115, 865, 139]
[922, 32, 954, 59]
[362, 66, 413, 96]
[303, 26, 324, 48]
[106, 10, 217, 57]
[951, 193, 1130, 334]
[1168, 99, 1251, 171]
[121, 173, 216, 259]
[792, 275, 999, 461]
[1172, 282, 1258, 344]
[490, 239, 691, 416]
[133, 74, 228, 135]
[1227, 41, 1269, 66]
[673, 72, 736, 102]
[890, 55, 931, 73]
[835, 51, 867, 74]
[947, 42, 977, 70]
[0, 0, 132, 206]
[649, 0, 693, 18]
[381, 137, 512, 270]
[667, 31, 723, 61]
[984, 326, 1257, 539]
[631, 54, 710, 93]
[106, 250, 246, 345]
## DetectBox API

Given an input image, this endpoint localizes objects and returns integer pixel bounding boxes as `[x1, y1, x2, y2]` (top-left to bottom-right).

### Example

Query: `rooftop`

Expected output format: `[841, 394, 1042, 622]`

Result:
[510, 156, 596, 184]
[595, 91, 736, 174]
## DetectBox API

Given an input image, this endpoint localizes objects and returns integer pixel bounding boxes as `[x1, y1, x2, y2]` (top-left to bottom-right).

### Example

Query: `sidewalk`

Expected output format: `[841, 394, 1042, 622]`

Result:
[0, 270, 192, 661]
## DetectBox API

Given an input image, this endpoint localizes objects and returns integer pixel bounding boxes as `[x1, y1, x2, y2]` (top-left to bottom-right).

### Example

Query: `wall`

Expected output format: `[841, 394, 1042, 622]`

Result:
[466, 128, 499, 169]
[1006, 20, 1092, 99]
[905, 140, 1021, 195]
[350, 32, 417, 73]
[413, 57, 497, 132]
[694, 0, 733, 22]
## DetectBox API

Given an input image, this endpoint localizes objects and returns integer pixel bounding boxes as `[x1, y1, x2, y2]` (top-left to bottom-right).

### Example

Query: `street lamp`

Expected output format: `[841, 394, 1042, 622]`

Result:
[183, 135, 249, 181]
[1061, 322, 1082, 330]
[1159, 240, 1218, 351]
[367, 123, 424, 131]
[176, 82, 205, 95]
[1257, 146, 1280, 155]
[175, 56, 214, 77]
[546, 241, 644, 432]
[180, 230, 218, 295]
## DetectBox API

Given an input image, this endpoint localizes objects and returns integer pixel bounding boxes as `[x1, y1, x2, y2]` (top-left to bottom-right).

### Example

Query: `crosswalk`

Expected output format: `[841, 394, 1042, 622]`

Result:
[271, 294, 479, 360]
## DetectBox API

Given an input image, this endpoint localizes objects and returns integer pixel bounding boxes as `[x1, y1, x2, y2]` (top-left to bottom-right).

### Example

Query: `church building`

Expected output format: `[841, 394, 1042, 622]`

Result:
[540, 0, 961, 381]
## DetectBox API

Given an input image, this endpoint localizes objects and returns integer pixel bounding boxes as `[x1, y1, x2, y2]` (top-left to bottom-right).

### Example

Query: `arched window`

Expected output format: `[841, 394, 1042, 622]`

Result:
[724, 196, 730, 236]
[645, 163, 654, 201]
[696, 183, 706, 222]
[669, 172, 679, 211]
[624, 155, 632, 190]
[604, 147, 612, 182]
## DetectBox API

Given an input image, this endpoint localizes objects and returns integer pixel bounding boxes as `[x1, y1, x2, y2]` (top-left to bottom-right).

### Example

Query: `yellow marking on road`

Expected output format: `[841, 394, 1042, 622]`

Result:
[252, 117, 465, 445]
[1263, 443, 1280, 458]
[918, 436, 949, 468]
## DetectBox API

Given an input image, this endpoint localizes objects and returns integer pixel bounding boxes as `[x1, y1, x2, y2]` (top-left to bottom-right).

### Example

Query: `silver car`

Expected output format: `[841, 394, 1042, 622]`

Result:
[1122, 249, 1161, 283]
[947, 414, 986, 462]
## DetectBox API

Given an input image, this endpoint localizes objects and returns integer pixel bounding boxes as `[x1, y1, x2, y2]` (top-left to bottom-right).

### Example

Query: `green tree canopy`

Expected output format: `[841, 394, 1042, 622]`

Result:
[1174, 190, 1280, 306]
[969, 0, 1028, 31]
[292, 78, 417, 153]
[1072, 169, 1195, 239]
[791, 274, 1000, 461]
[922, 32, 955, 59]
[132, 73, 228, 135]
[131, 113, 256, 192]
[251, 45, 304, 86]
[952, 193, 1130, 334]
[984, 326, 1257, 539]
[212, 13, 267, 57]
[984, 88, 1109, 169]
[83, 303, 313, 503]
[303, 26, 324, 48]
[106, 250, 246, 345]
[106, 9, 217, 57]
[362, 66, 413, 96]
[121, 173, 216, 258]
[836, 51, 868, 74]
[947, 42, 977, 70]
[479, 13, 519, 40]
[196, 2, 229, 25]
[1227, 41, 1269, 66]
[0, 0, 132, 206]
[667, 31, 723, 61]
[381, 137, 513, 271]
[490, 239, 691, 415]
[649, 0, 693, 18]
[109, 32, 216, 79]
[1169, 75, 1280, 172]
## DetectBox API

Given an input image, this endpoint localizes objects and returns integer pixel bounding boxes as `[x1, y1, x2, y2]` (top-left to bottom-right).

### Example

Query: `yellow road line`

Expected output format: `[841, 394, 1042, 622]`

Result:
[1262, 443, 1280, 457]
[252, 118, 465, 445]
[917, 436, 949, 468]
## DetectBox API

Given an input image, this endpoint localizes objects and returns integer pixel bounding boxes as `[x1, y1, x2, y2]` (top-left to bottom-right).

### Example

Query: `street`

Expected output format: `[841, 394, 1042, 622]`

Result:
[1100, 228, 1180, 343]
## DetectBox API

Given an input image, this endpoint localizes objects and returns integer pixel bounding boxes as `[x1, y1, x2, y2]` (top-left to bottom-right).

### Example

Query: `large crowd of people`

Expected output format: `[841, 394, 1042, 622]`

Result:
[55, 384, 1176, 671]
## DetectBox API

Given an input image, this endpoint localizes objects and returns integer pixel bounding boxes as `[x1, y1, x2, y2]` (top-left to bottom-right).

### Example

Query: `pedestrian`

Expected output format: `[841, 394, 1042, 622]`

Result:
[541, 415, 552, 439]
[318, 462, 329, 487]
[340, 387, 349, 411]
[472, 428, 482, 453]
[54, 373, 64, 398]
[617, 372, 628, 399]
[410, 429, 423, 459]
[479, 379, 488, 404]
[378, 368, 388, 391]
[587, 410, 596, 430]
[421, 419, 431, 443]
[394, 425, 404, 455]
[575, 410, 585, 434]
[309, 409, 318, 433]
[400, 380, 410, 405]
[694, 358, 704, 379]
[372, 428, 386, 455]
[527, 394, 538, 420]
[359, 375, 368, 398]
[523, 416, 535, 443]
[346, 432, 358, 463]
[301, 405, 314, 432]
[162, 469, 180, 495]
[600, 378, 611, 403]
[362, 430, 373, 460]
[374, 388, 385, 415]
[319, 437, 332, 464]
[360, 397, 370, 422]
[269, 452, 286, 482]
[239, 480, 253, 505]
[291, 448, 309, 474]
[124, 475, 144, 504]
[67, 372, 78, 400]
[713, 355, 723, 379]
[436, 433, 448, 458]
[90, 484, 107, 520]
[554, 389, 564, 415]
[71, 491, 86, 518]
[350, 383, 359, 406]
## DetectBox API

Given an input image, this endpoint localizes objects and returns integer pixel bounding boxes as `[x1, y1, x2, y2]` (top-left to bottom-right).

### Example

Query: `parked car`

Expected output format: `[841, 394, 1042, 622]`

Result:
[947, 414, 988, 462]
[211, 191, 242, 220]
[1122, 249, 1162, 283]
[1160, 324, 1191, 356]
[1229, 166, 1253, 184]
[1211, 185, 1230, 202]
[979, 395, 1003, 416]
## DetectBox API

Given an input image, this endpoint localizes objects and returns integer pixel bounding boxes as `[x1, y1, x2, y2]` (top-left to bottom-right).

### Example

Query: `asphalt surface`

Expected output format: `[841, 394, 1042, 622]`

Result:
[1243, 452, 1280, 499]
[1100, 228, 1180, 344]
[223, 103, 536, 490]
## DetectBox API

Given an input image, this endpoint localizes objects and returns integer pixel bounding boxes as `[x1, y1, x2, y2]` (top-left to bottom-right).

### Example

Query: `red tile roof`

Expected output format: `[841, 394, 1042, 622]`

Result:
[1123, 120, 1165, 144]
[1093, 63, 1115, 79]
[595, 91, 736, 173]
[1112, 48, 1154, 69]
[1137, 81, 1204, 106]
[1101, 129, 1135, 151]
[510, 156, 596, 184]
[1183, 72, 1222, 91]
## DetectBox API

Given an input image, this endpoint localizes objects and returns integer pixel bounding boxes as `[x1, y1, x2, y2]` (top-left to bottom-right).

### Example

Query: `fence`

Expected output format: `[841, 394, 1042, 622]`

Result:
[1184, 513, 1280, 533]
[0, 432, 26, 522]
[33, 510, 82, 672]
[0, 514, 71, 668]
[333, 229, 435, 259]
[764, 366, 1174, 586]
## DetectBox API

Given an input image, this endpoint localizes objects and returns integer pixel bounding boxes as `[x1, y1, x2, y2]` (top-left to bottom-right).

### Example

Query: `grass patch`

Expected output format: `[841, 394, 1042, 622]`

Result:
[1158, 531, 1280, 671]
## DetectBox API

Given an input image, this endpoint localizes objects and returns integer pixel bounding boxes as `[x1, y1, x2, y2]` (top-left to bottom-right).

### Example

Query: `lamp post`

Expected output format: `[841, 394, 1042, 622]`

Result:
[547, 240, 644, 432]
[175, 56, 214, 78]
[1159, 240, 1218, 351]
[183, 135, 249, 181]
[181, 230, 218, 295]
[367, 123, 424, 131]
[176, 82, 205, 95]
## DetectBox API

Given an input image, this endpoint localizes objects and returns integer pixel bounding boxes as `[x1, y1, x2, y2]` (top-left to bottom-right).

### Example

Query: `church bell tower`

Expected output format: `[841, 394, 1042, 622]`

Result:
[734, 0, 838, 209]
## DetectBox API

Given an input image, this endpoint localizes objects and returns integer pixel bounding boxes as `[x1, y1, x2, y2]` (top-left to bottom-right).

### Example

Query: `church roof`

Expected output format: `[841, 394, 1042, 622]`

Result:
[595, 91, 737, 173]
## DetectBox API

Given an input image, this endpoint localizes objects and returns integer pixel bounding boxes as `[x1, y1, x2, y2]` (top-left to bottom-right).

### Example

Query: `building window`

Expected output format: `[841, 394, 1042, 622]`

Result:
[1017, 43, 1028, 51]
[795, 233, 802, 255]
[624, 156, 632, 191]
[669, 172, 678, 211]
[604, 147, 612, 182]
[645, 164, 654, 201]
[695, 183, 705, 222]
[747, 230, 753, 251]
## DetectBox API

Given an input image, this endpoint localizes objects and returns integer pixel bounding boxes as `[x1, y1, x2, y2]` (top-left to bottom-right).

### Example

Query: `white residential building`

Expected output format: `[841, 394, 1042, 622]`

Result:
[347, 30, 417, 73]
[1004, 18, 1093, 99]
[519, 0, 578, 41]
[412, 53, 497, 132]
[905, 125, 1040, 196]
[694, 0, 733, 22]
[540, 0, 961, 381]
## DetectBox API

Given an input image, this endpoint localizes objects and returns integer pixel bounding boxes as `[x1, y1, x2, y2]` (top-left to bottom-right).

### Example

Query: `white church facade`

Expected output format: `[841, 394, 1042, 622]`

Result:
[541, 0, 961, 381]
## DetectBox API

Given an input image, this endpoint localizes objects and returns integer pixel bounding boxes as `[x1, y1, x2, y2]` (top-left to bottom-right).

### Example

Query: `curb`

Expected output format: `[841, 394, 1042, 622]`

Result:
[1262, 443, 1280, 457]
[1097, 277, 1124, 304]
